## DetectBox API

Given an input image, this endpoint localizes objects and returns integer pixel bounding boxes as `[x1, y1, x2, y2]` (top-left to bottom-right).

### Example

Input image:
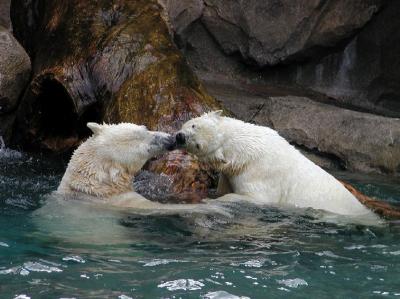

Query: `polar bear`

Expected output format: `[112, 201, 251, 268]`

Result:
[175, 111, 377, 217]
[34, 122, 231, 245]
[57, 122, 175, 198]
[56, 122, 230, 215]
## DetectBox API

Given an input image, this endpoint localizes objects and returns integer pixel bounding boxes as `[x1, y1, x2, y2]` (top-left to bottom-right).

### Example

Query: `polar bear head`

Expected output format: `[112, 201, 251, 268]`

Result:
[57, 122, 176, 197]
[86, 122, 175, 168]
[175, 111, 225, 160]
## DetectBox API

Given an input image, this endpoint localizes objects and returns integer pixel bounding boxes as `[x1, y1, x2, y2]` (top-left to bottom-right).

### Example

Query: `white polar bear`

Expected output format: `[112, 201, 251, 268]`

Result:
[175, 111, 377, 217]
[57, 122, 175, 198]
[39, 121, 231, 245]
[55, 122, 230, 216]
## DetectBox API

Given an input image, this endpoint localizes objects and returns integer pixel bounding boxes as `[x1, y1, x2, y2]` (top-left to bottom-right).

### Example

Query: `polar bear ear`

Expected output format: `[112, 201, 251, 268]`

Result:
[209, 110, 223, 118]
[87, 122, 103, 135]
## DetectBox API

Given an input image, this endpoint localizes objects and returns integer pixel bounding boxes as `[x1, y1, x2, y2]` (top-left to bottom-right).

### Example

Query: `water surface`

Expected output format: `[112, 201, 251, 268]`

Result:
[1, 149, 400, 298]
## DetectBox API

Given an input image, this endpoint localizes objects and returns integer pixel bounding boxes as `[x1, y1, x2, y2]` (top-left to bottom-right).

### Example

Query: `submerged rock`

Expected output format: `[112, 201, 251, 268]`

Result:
[0, 25, 31, 143]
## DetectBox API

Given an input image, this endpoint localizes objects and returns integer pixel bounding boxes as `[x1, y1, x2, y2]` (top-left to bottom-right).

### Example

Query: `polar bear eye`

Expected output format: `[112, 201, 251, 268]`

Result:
[192, 125, 196, 129]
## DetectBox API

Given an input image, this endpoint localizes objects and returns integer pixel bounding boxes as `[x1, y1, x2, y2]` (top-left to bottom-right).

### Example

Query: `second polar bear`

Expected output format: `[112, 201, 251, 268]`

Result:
[176, 111, 376, 216]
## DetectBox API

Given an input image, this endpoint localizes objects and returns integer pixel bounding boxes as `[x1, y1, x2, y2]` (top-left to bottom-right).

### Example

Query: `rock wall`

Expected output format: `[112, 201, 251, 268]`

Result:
[162, 0, 400, 175]
[10, 0, 220, 152]
[0, 0, 11, 29]
[162, 0, 400, 117]
[0, 25, 31, 143]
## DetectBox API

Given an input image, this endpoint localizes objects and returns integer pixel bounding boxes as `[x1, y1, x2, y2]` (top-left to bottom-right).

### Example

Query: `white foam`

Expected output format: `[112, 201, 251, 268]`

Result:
[23, 261, 63, 274]
[0, 136, 23, 160]
[202, 291, 250, 299]
[62, 255, 86, 263]
[0, 241, 9, 247]
[140, 259, 188, 267]
[242, 259, 264, 268]
[158, 279, 204, 291]
[277, 278, 308, 288]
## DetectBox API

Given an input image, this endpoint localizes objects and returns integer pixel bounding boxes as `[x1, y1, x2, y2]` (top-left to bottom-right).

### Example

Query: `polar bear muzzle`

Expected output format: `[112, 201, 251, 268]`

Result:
[175, 132, 186, 147]
[151, 133, 176, 151]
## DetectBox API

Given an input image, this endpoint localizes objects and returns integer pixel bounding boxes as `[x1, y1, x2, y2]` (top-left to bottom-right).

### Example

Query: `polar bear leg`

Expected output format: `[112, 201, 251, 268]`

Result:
[217, 173, 233, 196]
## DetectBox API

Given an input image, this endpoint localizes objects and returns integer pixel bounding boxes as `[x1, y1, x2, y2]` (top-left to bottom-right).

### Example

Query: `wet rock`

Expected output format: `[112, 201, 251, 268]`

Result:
[0, 0, 11, 29]
[158, 0, 204, 37]
[11, 0, 220, 152]
[144, 150, 214, 203]
[284, 0, 400, 118]
[0, 113, 16, 144]
[11, 0, 221, 201]
[164, 0, 382, 66]
[0, 25, 31, 142]
[170, 0, 400, 118]
[205, 81, 400, 175]
[260, 96, 400, 175]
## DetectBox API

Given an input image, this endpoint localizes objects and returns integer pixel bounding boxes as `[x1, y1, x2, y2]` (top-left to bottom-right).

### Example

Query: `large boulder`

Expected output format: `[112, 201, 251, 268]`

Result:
[287, 0, 400, 118]
[11, 0, 220, 151]
[164, 0, 382, 66]
[164, 0, 400, 118]
[10, 0, 221, 201]
[0, 25, 31, 142]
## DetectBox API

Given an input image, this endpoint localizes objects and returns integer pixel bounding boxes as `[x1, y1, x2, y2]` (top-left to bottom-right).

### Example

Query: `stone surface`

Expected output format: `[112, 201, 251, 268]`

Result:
[158, 0, 203, 36]
[286, 0, 400, 118]
[11, 0, 220, 152]
[204, 80, 400, 175]
[0, 25, 31, 143]
[163, 0, 400, 118]
[164, 0, 382, 66]
[0, 0, 11, 29]
[10, 0, 222, 201]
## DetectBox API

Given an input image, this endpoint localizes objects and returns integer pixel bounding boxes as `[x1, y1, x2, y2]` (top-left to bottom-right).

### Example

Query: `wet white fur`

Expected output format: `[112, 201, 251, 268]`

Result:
[56, 122, 230, 215]
[57, 122, 171, 198]
[178, 112, 378, 217]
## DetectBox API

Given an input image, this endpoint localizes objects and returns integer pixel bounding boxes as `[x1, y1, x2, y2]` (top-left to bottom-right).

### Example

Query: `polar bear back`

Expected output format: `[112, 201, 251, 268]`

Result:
[218, 117, 372, 216]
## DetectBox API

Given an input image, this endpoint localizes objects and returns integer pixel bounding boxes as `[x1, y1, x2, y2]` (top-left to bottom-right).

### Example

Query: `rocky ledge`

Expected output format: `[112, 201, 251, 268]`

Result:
[204, 79, 400, 175]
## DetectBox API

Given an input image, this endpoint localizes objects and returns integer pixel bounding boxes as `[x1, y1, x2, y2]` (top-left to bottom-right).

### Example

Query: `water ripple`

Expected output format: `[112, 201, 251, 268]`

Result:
[202, 291, 250, 299]
[277, 278, 308, 288]
[158, 279, 205, 291]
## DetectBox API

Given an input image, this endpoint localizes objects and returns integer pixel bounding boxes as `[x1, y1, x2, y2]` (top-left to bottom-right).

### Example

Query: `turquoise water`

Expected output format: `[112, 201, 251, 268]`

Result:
[1, 150, 400, 299]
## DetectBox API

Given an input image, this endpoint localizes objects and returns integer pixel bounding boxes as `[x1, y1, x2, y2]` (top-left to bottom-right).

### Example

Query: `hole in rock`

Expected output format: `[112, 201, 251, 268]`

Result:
[28, 79, 101, 152]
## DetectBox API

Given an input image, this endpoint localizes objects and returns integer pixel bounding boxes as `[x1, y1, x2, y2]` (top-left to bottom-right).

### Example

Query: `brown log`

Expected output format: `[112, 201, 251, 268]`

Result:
[341, 181, 400, 220]
[10, 0, 221, 201]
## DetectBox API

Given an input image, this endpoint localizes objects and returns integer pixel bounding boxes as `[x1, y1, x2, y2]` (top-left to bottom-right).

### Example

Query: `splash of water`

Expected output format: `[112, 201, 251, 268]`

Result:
[0, 136, 23, 160]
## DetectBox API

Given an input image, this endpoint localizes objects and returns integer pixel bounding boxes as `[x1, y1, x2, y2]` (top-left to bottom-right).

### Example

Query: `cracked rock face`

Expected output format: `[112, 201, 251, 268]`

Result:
[162, 0, 383, 66]
[205, 80, 400, 175]
[0, 0, 11, 29]
[0, 26, 31, 142]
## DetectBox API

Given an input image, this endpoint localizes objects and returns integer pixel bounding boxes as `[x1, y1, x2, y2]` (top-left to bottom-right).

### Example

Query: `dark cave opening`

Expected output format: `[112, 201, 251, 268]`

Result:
[27, 79, 102, 152]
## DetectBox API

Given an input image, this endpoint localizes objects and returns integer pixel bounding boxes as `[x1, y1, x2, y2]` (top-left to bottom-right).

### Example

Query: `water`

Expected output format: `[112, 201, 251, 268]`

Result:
[1, 149, 400, 299]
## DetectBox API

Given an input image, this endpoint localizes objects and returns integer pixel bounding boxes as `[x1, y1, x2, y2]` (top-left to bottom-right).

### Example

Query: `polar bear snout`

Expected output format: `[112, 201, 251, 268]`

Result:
[152, 133, 176, 151]
[175, 132, 186, 147]
[163, 135, 177, 151]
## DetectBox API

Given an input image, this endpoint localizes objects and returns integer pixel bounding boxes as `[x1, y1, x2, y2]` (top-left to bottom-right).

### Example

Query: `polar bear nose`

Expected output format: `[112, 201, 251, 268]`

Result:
[175, 132, 186, 146]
